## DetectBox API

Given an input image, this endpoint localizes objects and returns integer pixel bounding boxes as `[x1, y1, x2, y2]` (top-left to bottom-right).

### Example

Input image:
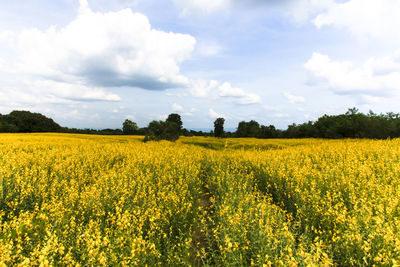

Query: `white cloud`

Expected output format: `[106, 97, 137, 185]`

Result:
[189, 79, 219, 97]
[31, 80, 121, 102]
[208, 108, 226, 119]
[305, 52, 400, 96]
[0, 31, 17, 72]
[8, 1, 195, 90]
[218, 82, 261, 104]
[285, 0, 334, 24]
[170, 103, 196, 116]
[364, 51, 400, 75]
[0, 79, 120, 107]
[78, 0, 90, 13]
[283, 0, 400, 45]
[171, 103, 184, 112]
[173, 0, 230, 16]
[313, 0, 400, 43]
[0, 30, 15, 46]
[0, 88, 61, 106]
[301, 1, 400, 104]
[283, 92, 305, 104]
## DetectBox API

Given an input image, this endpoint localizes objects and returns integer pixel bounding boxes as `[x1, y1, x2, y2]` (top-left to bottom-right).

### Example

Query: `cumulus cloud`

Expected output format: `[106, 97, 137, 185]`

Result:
[280, 0, 400, 40]
[305, 52, 400, 96]
[313, 0, 400, 42]
[189, 79, 219, 97]
[10, 1, 195, 90]
[283, 92, 305, 104]
[32, 80, 121, 102]
[218, 82, 261, 104]
[0, 79, 120, 106]
[301, 0, 400, 105]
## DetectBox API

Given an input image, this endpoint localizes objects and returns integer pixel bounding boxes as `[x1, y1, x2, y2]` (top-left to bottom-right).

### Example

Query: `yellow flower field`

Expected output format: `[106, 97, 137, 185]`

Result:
[0, 133, 399, 266]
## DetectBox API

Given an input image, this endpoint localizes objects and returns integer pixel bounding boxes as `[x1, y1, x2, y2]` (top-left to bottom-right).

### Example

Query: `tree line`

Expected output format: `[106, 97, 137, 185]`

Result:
[2, 108, 400, 140]
[234, 108, 400, 139]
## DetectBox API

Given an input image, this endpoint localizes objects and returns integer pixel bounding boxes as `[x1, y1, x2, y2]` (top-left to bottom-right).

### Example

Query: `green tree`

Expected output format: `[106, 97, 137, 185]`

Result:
[235, 120, 260, 137]
[162, 121, 180, 141]
[0, 110, 61, 133]
[146, 120, 165, 140]
[144, 117, 180, 142]
[247, 120, 260, 137]
[122, 119, 138, 135]
[259, 125, 278, 138]
[166, 113, 183, 130]
[236, 121, 248, 137]
[0, 120, 19, 133]
[214, 118, 225, 138]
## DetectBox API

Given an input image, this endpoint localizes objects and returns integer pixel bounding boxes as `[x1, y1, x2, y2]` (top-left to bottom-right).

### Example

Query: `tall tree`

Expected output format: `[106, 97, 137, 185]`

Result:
[166, 113, 183, 130]
[214, 117, 225, 138]
[122, 119, 139, 135]
[236, 121, 248, 137]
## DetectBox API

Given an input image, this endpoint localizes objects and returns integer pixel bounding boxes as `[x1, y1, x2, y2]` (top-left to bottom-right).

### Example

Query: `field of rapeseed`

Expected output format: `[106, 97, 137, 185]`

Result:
[0, 133, 399, 266]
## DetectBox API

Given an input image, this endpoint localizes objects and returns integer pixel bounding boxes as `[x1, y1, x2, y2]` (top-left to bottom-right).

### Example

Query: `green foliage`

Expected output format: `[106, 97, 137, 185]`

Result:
[0, 120, 19, 133]
[61, 127, 123, 135]
[235, 108, 400, 139]
[235, 120, 260, 137]
[166, 113, 183, 130]
[311, 108, 400, 139]
[3, 108, 400, 140]
[122, 119, 139, 135]
[259, 125, 279, 138]
[145, 114, 182, 142]
[0, 111, 61, 133]
[214, 118, 225, 138]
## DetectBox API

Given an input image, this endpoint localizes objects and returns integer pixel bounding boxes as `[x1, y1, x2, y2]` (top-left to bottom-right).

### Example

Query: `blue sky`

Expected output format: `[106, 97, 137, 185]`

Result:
[1, 0, 400, 130]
